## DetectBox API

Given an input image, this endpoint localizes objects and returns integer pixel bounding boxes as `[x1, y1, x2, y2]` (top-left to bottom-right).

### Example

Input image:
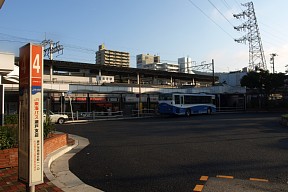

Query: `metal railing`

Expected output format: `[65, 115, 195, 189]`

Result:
[63, 111, 124, 121]
[131, 109, 156, 117]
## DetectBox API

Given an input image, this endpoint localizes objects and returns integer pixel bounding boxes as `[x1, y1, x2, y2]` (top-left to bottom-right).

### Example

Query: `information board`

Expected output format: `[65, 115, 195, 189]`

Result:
[18, 43, 43, 186]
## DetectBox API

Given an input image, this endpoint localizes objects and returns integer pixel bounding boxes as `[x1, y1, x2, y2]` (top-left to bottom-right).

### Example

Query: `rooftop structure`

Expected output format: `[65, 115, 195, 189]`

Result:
[178, 57, 194, 74]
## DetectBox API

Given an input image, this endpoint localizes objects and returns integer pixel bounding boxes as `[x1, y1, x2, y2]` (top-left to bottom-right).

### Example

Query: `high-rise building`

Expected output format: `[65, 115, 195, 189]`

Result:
[136, 54, 160, 68]
[178, 57, 194, 74]
[96, 44, 130, 67]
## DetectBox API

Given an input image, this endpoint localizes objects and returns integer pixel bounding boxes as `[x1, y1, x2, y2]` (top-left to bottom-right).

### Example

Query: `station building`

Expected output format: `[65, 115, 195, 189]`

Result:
[1, 53, 246, 116]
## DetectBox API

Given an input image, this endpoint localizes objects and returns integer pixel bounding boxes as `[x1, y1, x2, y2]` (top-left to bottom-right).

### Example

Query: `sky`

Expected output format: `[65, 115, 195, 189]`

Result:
[0, 0, 288, 73]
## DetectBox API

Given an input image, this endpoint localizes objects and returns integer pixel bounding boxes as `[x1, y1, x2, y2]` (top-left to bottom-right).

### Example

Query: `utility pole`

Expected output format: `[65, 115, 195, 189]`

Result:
[41, 39, 64, 81]
[212, 59, 215, 86]
[41, 39, 64, 60]
[270, 53, 277, 73]
[41, 39, 64, 116]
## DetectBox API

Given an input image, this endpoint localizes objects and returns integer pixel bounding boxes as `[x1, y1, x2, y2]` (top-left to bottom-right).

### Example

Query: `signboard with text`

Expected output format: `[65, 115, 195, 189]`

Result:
[18, 43, 43, 186]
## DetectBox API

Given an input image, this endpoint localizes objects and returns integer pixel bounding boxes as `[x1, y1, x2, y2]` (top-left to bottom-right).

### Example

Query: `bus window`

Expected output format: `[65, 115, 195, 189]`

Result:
[184, 95, 193, 104]
[174, 95, 180, 104]
[159, 94, 172, 101]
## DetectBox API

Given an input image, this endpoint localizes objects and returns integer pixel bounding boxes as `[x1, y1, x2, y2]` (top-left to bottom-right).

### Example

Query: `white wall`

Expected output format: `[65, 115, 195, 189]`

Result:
[218, 72, 247, 87]
[0, 52, 14, 74]
[178, 57, 194, 74]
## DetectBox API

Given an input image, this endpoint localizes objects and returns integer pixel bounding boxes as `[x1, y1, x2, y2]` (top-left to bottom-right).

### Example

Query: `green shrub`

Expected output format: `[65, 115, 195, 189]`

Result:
[282, 114, 288, 118]
[4, 114, 18, 125]
[0, 114, 55, 150]
[0, 126, 18, 150]
[44, 117, 55, 139]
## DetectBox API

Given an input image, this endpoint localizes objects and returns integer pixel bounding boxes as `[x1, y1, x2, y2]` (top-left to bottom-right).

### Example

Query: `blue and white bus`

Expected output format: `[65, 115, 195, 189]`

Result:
[158, 93, 216, 116]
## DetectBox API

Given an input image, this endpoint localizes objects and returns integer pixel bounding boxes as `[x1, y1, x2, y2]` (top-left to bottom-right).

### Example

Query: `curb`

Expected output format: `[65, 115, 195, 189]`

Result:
[43, 133, 103, 192]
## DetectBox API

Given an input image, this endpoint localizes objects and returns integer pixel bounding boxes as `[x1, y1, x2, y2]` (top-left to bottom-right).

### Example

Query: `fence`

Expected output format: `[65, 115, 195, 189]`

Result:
[131, 109, 156, 117]
[64, 111, 124, 121]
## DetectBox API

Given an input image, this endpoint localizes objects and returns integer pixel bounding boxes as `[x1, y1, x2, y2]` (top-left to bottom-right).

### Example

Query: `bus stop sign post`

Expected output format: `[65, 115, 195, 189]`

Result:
[18, 43, 44, 192]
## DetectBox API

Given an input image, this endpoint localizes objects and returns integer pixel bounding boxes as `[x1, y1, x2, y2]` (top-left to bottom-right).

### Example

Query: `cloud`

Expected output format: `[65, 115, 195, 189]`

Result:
[207, 48, 248, 72]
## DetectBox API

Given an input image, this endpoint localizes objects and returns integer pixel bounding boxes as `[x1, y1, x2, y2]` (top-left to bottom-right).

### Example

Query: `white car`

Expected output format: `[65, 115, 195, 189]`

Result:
[43, 110, 69, 124]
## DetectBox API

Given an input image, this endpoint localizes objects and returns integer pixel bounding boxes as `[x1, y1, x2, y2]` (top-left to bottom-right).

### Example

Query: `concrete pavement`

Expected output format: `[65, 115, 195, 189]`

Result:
[46, 134, 288, 192]
[44, 133, 103, 192]
[45, 115, 288, 192]
[201, 177, 288, 192]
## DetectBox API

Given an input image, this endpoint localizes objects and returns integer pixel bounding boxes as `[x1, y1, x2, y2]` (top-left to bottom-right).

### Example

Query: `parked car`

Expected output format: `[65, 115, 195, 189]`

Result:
[43, 110, 69, 124]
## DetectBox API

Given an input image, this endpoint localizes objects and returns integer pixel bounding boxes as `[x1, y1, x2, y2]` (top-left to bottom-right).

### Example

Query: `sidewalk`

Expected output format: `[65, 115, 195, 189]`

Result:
[0, 167, 62, 192]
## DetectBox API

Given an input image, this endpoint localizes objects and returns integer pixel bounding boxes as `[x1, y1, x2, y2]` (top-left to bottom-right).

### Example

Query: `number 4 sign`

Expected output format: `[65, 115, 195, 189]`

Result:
[19, 43, 43, 187]
[31, 45, 42, 89]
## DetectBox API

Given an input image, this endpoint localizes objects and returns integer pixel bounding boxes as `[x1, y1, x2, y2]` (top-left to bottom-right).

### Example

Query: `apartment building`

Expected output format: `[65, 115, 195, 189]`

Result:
[96, 44, 130, 67]
[136, 54, 160, 68]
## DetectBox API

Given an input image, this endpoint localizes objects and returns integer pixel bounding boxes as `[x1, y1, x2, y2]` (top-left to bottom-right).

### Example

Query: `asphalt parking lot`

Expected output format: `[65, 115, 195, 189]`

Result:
[56, 112, 288, 192]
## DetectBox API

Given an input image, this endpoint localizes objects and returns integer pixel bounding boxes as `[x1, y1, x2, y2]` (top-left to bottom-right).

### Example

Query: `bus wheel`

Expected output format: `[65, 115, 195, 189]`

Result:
[207, 108, 212, 114]
[185, 109, 191, 117]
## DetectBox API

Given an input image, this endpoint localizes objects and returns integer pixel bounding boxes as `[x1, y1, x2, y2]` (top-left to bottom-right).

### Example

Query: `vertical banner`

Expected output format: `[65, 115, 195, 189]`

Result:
[18, 43, 43, 186]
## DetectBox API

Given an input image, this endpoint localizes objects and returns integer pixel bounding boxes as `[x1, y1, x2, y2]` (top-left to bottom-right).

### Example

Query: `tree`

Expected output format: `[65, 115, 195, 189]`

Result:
[241, 70, 285, 108]
[241, 70, 285, 92]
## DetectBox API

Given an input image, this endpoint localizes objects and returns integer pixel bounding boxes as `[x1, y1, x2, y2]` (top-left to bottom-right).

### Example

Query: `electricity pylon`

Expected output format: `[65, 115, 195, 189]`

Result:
[233, 1, 267, 71]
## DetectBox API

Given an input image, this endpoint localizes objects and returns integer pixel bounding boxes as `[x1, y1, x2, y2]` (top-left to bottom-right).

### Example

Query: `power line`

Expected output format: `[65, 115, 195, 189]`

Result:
[0, 32, 40, 43]
[233, 0, 244, 12]
[187, 0, 234, 40]
[207, 0, 234, 27]
[64, 44, 96, 53]
[229, 2, 288, 48]
[260, 22, 288, 44]
[0, 39, 28, 44]
[221, 0, 232, 10]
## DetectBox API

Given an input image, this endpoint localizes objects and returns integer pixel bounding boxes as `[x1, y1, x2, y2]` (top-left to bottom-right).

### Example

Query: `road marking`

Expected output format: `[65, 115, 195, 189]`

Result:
[193, 184, 204, 192]
[249, 178, 269, 182]
[193, 175, 269, 192]
[216, 175, 234, 179]
[200, 176, 209, 181]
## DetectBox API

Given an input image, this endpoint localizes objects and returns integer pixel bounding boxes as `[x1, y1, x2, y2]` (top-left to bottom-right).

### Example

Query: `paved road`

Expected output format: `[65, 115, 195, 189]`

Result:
[56, 112, 288, 192]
